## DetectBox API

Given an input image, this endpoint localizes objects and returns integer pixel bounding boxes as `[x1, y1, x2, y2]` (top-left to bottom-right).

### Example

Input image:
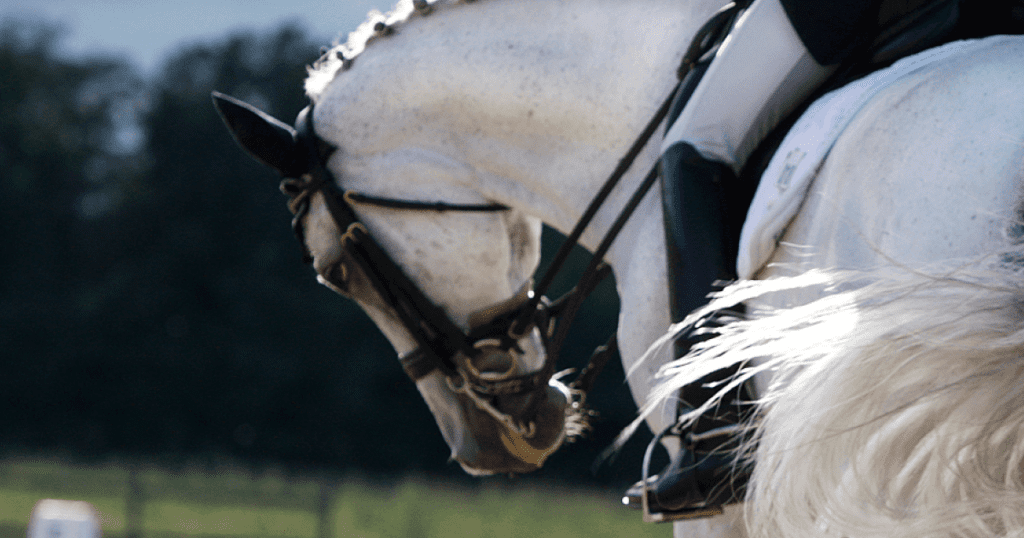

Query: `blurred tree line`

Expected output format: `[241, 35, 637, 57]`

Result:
[0, 18, 647, 487]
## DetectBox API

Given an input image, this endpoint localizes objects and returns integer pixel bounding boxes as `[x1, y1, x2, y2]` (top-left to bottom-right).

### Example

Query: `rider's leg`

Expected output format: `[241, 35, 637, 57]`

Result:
[662, 0, 837, 173]
[663, 0, 840, 324]
[644, 0, 841, 520]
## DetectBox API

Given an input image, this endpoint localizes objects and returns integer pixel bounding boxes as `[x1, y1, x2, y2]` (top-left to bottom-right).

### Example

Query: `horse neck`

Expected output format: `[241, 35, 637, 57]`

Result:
[310, 0, 723, 429]
[310, 0, 724, 239]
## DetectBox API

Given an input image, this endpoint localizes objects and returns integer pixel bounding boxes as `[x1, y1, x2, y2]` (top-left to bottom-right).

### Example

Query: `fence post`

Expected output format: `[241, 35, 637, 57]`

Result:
[125, 463, 144, 538]
[317, 475, 337, 538]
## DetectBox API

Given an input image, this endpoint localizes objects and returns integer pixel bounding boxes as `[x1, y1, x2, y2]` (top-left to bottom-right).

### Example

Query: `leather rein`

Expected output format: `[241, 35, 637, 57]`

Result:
[275, 4, 735, 437]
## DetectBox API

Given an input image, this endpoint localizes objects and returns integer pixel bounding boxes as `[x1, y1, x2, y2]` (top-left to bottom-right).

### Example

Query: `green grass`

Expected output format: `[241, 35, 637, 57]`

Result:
[0, 459, 668, 538]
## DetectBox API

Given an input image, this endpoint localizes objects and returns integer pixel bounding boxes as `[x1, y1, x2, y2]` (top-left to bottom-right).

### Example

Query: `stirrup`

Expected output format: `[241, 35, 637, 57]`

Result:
[622, 414, 751, 522]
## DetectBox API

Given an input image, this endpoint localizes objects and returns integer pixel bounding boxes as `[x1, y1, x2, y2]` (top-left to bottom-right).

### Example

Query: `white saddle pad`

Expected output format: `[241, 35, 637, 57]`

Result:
[736, 38, 993, 279]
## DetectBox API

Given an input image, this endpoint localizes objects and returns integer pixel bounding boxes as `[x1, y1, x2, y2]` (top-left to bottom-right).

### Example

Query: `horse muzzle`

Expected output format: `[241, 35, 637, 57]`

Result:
[452, 377, 570, 475]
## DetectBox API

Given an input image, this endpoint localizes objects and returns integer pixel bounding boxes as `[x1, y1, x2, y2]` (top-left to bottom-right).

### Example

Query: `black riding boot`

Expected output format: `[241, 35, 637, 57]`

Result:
[622, 142, 756, 521]
[622, 362, 755, 521]
[661, 142, 745, 321]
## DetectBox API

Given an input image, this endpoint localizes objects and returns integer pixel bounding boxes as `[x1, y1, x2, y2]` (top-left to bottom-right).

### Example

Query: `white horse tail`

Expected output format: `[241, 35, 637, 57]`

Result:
[644, 252, 1024, 537]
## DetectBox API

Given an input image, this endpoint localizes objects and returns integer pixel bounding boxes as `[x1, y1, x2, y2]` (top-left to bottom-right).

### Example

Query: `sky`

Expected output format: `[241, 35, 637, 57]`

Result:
[0, 0, 396, 75]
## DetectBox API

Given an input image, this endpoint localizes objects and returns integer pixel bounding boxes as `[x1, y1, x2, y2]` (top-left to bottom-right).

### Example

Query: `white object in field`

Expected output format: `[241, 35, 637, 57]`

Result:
[27, 499, 101, 538]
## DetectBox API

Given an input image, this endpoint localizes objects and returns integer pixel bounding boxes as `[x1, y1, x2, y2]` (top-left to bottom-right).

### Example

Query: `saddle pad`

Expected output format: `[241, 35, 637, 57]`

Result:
[736, 37, 994, 280]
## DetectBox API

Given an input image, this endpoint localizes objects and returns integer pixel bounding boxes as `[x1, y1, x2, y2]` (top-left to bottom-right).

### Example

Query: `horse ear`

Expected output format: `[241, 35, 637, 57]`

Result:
[211, 91, 309, 178]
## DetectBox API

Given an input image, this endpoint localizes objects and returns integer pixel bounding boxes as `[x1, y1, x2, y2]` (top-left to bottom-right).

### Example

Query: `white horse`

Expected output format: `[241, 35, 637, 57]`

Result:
[215, 1, 1024, 536]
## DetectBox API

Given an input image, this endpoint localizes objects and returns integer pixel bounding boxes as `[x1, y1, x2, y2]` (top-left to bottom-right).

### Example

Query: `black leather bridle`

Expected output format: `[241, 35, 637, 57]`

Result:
[211, 0, 732, 439]
[276, 91, 667, 437]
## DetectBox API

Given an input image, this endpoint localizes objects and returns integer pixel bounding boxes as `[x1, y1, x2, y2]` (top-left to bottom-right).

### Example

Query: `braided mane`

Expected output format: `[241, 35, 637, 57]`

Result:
[305, 0, 469, 100]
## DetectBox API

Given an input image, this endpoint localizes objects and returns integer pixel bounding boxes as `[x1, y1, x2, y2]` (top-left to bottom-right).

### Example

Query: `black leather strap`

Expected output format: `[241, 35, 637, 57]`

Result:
[345, 191, 508, 212]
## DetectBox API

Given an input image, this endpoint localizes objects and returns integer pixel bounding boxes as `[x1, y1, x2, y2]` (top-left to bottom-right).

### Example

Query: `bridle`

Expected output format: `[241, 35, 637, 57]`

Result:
[274, 103, 568, 438]
[216, 0, 738, 443]
[275, 91, 664, 439]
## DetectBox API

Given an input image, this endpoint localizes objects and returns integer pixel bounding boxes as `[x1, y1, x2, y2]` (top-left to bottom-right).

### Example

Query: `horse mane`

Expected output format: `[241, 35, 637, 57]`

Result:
[636, 249, 1024, 537]
[305, 0, 465, 100]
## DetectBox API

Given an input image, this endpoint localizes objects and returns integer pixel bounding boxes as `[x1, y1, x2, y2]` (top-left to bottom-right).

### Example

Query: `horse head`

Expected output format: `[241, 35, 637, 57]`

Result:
[207, 0, 711, 479]
[212, 91, 573, 475]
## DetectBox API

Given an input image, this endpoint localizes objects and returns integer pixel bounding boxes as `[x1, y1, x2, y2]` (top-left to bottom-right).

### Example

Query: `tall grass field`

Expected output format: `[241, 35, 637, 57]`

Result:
[0, 459, 668, 538]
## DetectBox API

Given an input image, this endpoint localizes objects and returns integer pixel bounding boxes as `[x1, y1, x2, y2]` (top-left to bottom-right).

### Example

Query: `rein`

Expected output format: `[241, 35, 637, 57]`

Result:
[220, 1, 746, 442]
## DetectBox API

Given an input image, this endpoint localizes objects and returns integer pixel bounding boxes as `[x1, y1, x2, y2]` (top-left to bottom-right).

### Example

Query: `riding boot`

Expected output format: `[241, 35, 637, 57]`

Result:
[627, 0, 834, 521]
[621, 142, 756, 521]
[622, 287, 756, 521]
[622, 361, 756, 520]
[623, 418, 751, 519]
[661, 142, 743, 326]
